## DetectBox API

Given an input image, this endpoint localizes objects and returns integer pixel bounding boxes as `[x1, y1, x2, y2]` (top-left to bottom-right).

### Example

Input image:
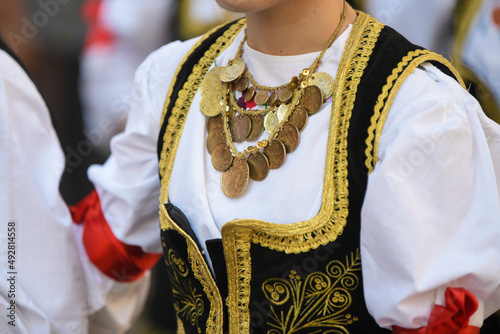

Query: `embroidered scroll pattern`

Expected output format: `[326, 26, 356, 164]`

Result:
[262, 250, 361, 334]
[164, 248, 204, 333]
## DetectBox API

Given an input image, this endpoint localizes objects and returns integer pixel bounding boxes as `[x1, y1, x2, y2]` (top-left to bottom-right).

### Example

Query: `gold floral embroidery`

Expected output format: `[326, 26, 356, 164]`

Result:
[164, 249, 205, 332]
[262, 250, 361, 334]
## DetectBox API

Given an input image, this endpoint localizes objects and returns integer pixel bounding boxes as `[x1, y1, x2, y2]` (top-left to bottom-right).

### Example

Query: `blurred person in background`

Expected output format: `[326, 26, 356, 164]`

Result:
[355, 0, 500, 123]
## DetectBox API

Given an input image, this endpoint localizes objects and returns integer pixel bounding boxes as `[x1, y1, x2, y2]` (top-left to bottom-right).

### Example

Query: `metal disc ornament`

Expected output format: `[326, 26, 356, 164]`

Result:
[247, 115, 264, 141]
[221, 158, 249, 197]
[200, 91, 223, 117]
[308, 72, 334, 99]
[211, 144, 234, 171]
[301, 85, 323, 115]
[276, 123, 300, 153]
[263, 139, 286, 169]
[247, 152, 270, 181]
[220, 58, 246, 83]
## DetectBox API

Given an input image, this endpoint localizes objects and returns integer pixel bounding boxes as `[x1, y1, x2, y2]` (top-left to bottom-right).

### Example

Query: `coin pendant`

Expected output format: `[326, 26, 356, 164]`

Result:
[235, 75, 249, 92]
[211, 144, 234, 172]
[276, 123, 300, 153]
[301, 85, 323, 115]
[220, 58, 246, 83]
[200, 73, 223, 95]
[308, 72, 334, 100]
[230, 114, 252, 143]
[244, 86, 256, 102]
[268, 90, 278, 106]
[263, 139, 286, 169]
[207, 66, 224, 76]
[279, 88, 293, 104]
[247, 152, 269, 181]
[264, 111, 279, 134]
[247, 115, 264, 141]
[200, 90, 223, 117]
[206, 129, 226, 154]
[221, 158, 249, 197]
[289, 107, 308, 132]
[277, 103, 292, 122]
[254, 90, 269, 106]
[207, 114, 224, 133]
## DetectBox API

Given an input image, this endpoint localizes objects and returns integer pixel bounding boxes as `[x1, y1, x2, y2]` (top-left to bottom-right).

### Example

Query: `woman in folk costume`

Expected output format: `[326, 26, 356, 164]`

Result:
[67, 0, 500, 333]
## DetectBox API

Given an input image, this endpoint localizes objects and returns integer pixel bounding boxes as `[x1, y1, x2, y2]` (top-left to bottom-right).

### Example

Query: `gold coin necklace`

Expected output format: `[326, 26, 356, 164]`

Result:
[201, 0, 346, 197]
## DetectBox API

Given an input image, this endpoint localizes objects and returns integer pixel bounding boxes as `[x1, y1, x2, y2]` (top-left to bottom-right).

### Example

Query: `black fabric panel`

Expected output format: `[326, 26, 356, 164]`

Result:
[157, 20, 238, 164]
[165, 202, 204, 252]
[347, 25, 424, 219]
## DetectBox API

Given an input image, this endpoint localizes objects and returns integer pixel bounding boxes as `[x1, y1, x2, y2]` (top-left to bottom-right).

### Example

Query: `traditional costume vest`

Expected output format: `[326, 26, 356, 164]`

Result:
[157, 12, 464, 334]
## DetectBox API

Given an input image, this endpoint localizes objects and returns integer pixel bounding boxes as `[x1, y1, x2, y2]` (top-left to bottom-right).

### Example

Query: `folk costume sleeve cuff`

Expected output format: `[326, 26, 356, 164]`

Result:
[392, 288, 480, 334]
[70, 190, 161, 282]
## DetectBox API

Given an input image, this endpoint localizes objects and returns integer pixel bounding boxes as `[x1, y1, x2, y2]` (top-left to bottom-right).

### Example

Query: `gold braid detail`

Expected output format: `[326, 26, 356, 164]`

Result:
[222, 12, 383, 334]
[364, 50, 466, 173]
[158, 19, 246, 334]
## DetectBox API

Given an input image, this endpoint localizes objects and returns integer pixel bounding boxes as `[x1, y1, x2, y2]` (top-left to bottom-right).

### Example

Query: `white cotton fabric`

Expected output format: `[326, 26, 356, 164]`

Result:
[91, 22, 500, 329]
[0, 50, 149, 333]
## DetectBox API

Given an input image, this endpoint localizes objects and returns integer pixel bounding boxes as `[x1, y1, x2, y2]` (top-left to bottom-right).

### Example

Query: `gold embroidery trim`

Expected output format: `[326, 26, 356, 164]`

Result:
[164, 248, 205, 332]
[364, 51, 466, 173]
[262, 250, 361, 334]
[158, 19, 247, 334]
[452, 0, 500, 123]
[222, 12, 383, 334]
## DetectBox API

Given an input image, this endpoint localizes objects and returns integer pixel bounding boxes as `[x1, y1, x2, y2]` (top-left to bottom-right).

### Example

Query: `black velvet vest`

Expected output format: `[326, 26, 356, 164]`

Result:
[157, 13, 463, 334]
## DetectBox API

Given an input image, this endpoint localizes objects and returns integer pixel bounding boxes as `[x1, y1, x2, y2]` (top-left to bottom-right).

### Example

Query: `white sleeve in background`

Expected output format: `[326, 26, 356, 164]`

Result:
[0, 49, 88, 333]
[361, 63, 500, 329]
[0, 46, 154, 333]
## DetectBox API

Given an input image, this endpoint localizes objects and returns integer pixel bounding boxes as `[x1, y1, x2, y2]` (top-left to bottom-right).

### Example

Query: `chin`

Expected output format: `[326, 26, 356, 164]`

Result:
[215, 0, 283, 13]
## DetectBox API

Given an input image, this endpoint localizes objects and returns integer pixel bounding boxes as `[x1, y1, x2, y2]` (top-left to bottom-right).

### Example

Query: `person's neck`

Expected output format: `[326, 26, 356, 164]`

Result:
[245, 0, 357, 56]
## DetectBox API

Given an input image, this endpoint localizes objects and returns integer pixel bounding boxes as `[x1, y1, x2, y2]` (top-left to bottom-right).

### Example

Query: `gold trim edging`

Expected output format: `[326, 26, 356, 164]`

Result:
[221, 12, 383, 333]
[364, 51, 466, 173]
[158, 19, 247, 334]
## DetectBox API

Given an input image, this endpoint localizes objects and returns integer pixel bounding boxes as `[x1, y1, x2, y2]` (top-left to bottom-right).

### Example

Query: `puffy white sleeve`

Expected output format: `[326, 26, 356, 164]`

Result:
[0, 49, 92, 333]
[361, 63, 500, 330]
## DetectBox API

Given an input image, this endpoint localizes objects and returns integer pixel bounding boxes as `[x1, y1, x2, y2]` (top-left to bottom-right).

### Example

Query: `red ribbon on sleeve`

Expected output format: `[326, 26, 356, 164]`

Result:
[392, 287, 479, 334]
[70, 190, 161, 282]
